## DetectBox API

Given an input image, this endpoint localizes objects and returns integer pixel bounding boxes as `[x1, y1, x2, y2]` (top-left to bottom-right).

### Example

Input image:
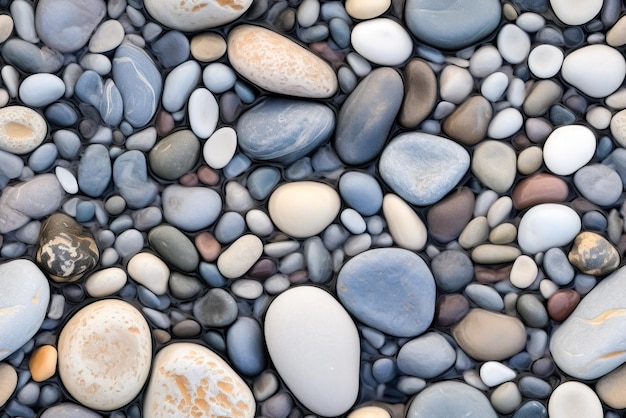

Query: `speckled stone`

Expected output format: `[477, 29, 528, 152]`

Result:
[36, 213, 99, 283]
[568, 232, 620, 276]
[0, 106, 47, 155]
[145, 0, 253, 31]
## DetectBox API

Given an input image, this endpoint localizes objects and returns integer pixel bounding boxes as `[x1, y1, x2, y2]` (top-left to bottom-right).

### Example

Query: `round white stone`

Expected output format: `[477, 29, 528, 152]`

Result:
[143, 342, 255, 418]
[245, 209, 274, 236]
[188, 88, 219, 139]
[265, 286, 360, 417]
[0, 259, 50, 361]
[351, 18, 413, 66]
[84, 267, 127, 297]
[440, 65, 474, 104]
[550, 0, 603, 25]
[144, 0, 253, 31]
[543, 125, 596, 175]
[231, 279, 264, 300]
[517, 204, 581, 254]
[382, 193, 427, 251]
[469, 45, 503, 78]
[127, 252, 170, 295]
[58, 299, 152, 411]
[162, 60, 201, 113]
[0, 105, 47, 154]
[516, 12, 546, 32]
[487, 107, 523, 139]
[528, 44, 564, 78]
[89, 19, 125, 53]
[510, 255, 538, 289]
[217, 234, 263, 279]
[481, 72, 509, 102]
[54, 166, 78, 194]
[269, 181, 340, 238]
[479, 361, 516, 387]
[497, 24, 531, 64]
[562, 44, 626, 98]
[203, 127, 237, 169]
[18, 73, 65, 108]
[548, 381, 603, 418]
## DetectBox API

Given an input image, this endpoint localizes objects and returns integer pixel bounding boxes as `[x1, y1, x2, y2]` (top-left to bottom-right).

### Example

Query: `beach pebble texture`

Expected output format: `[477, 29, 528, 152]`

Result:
[3, 1, 626, 417]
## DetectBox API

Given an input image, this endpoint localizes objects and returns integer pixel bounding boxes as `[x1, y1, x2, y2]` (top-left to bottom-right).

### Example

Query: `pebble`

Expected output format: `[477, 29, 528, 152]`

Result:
[193, 288, 238, 327]
[149, 225, 199, 272]
[517, 203, 581, 254]
[573, 164, 622, 206]
[191, 33, 227, 62]
[29, 345, 57, 382]
[439, 65, 473, 104]
[561, 44, 626, 98]
[265, 286, 359, 416]
[217, 234, 263, 279]
[143, 342, 255, 418]
[226, 317, 266, 376]
[144, 0, 252, 31]
[228, 25, 337, 98]
[382, 193, 427, 251]
[379, 132, 470, 206]
[89, 20, 125, 53]
[57, 300, 152, 410]
[443, 96, 492, 145]
[596, 363, 626, 409]
[268, 181, 340, 238]
[400, 59, 437, 128]
[491, 382, 522, 414]
[19, 73, 65, 108]
[397, 332, 456, 378]
[337, 248, 435, 337]
[113, 151, 158, 209]
[550, 0, 603, 25]
[149, 130, 200, 180]
[510, 255, 539, 289]
[162, 185, 222, 231]
[498, 24, 531, 64]
[427, 187, 474, 243]
[406, 381, 497, 417]
[568, 231, 620, 276]
[548, 381, 603, 418]
[237, 98, 334, 164]
[339, 172, 383, 216]
[0, 363, 17, 407]
[0, 106, 47, 155]
[351, 19, 412, 66]
[472, 140, 517, 193]
[528, 44, 564, 78]
[84, 267, 127, 297]
[127, 252, 170, 295]
[512, 173, 569, 210]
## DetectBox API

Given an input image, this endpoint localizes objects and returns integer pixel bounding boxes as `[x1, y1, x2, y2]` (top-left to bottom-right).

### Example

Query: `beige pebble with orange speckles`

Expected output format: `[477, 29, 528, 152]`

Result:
[0, 106, 47, 155]
[29, 344, 57, 382]
[57, 299, 152, 411]
[143, 342, 255, 418]
[228, 25, 338, 99]
[144, 0, 253, 31]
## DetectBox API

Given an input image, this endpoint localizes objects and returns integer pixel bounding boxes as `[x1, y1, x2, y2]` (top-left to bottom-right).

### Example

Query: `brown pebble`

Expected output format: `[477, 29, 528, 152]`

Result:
[289, 270, 308, 284]
[435, 294, 470, 327]
[427, 187, 475, 243]
[195, 232, 221, 262]
[511, 173, 569, 210]
[155, 110, 175, 136]
[190, 32, 227, 62]
[547, 289, 580, 322]
[570, 197, 601, 213]
[197, 165, 220, 185]
[248, 258, 277, 279]
[474, 264, 513, 283]
[442, 95, 492, 145]
[309, 41, 346, 66]
[29, 345, 57, 382]
[399, 59, 437, 129]
[171, 319, 201, 338]
[179, 173, 199, 187]
[511, 134, 532, 150]
[568, 231, 621, 276]
[153, 329, 171, 344]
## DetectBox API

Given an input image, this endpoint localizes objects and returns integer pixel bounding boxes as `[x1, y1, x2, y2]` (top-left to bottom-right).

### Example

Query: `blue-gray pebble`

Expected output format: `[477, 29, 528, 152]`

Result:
[406, 381, 497, 418]
[247, 167, 280, 200]
[226, 317, 267, 376]
[151, 31, 190, 68]
[78, 144, 111, 197]
[112, 150, 158, 209]
[1, 39, 64, 74]
[337, 248, 436, 337]
[214, 212, 246, 244]
[338, 171, 383, 216]
[512, 400, 548, 418]
[397, 332, 456, 379]
[45, 102, 78, 127]
[304, 236, 332, 283]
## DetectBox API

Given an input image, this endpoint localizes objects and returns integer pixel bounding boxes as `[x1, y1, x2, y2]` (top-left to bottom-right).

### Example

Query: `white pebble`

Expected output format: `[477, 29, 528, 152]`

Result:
[543, 125, 596, 175]
[440, 65, 473, 103]
[506, 77, 526, 107]
[246, 209, 274, 236]
[19, 73, 65, 107]
[548, 381, 603, 418]
[517, 204, 582, 254]
[586, 106, 612, 130]
[345, 0, 390, 19]
[351, 18, 413, 66]
[469, 45, 503, 78]
[297, 0, 320, 28]
[479, 361, 516, 387]
[127, 252, 170, 295]
[516, 12, 545, 32]
[188, 88, 219, 139]
[54, 166, 78, 194]
[217, 234, 263, 279]
[510, 255, 538, 289]
[497, 24, 530, 64]
[487, 196, 513, 228]
[340, 208, 367, 235]
[84, 267, 127, 297]
[79, 53, 112, 75]
[89, 20, 125, 53]
[10, 0, 38, 43]
[203, 127, 237, 169]
[231, 279, 264, 300]
[487, 107, 523, 139]
[540, 279, 559, 299]
[481, 72, 509, 102]
[550, 0, 603, 25]
[528, 44, 564, 78]
[382, 194, 427, 251]
[562, 44, 626, 98]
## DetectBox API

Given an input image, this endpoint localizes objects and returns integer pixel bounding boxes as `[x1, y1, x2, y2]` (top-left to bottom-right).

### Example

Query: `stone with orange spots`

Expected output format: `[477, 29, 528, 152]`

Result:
[228, 25, 338, 99]
[29, 344, 57, 382]
[57, 299, 152, 410]
[144, 0, 252, 31]
[144, 342, 255, 418]
[0, 105, 47, 155]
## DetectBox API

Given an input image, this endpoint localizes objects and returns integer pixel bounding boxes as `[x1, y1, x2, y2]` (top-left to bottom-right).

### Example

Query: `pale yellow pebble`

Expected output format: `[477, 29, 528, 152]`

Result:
[0, 14, 13, 44]
[345, 0, 390, 19]
[517, 146, 543, 175]
[488, 223, 517, 245]
[502, 3, 518, 20]
[382, 193, 427, 251]
[29, 345, 57, 382]
[607, 15, 626, 47]
[190, 32, 227, 62]
[0, 363, 17, 407]
[347, 405, 391, 418]
[458, 216, 489, 249]
[596, 363, 626, 409]
[471, 244, 521, 264]
[586, 105, 612, 130]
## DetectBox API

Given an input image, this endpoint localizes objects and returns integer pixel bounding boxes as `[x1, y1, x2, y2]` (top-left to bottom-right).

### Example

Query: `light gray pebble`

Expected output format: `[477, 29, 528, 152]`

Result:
[214, 212, 246, 244]
[543, 248, 575, 285]
[322, 224, 349, 251]
[162, 185, 221, 231]
[169, 272, 203, 300]
[338, 66, 357, 93]
[225, 181, 254, 212]
[361, 327, 386, 349]
[142, 22, 162, 42]
[304, 236, 332, 283]
[245, 209, 274, 236]
[366, 216, 385, 235]
[519, 376, 552, 399]
[138, 286, 166, 310]
[517, 294, 549, 328]
[332, 248, 345, 272]
[320, 1, 350, 21]
[474, 189, 499, 217]
[247, 167, 280, 201]
[253, 371, 280, 402]
[112, 150, 158, 209]
[105, 196, 126, 216]
[340, 208, 367, 234]
[109, 214, 133, 233]
[0, 149, 24, 180]
[264, 274, 290, 295]
[297, 24, 328, 42]
[223, 153, 252, 178]
[126, 127, 157, 152]
[79, 53, 112, 75]
[11, 0, 38, 43]
[78, 144, 112, 198]
[397, 376, 427, 395]
[279, 252, 304, 274]
[261, 392, 294, 418]
[38, 385, 62, 407]
[131, 206, 162, 231]
[1, 39, 64, 73]
[432, 250, 473, 292]
[264, 241, 300, 258]
[114, 229, 144, 258]
[231, 279, 264, 300]
[142, 307, 170, 329]
[100, 248, 119, 267]
[125, 5, 145, 26]
[344, 233, 372, 256]
[346, 52, 372, 77]
[527, 329, 548, 360]
[465, 284, 504, 311]
[151, 30, 189, 68]
[574, 164, 622, 206]
[19, 73, 65, 107]
[162, 61, 200, 112]
[1, 242, 26, 258]
[53, 130, 81, 159]
[234, 80, 256, 104]
[28, 143, 58, 172]
[96, 230, 116, 247]
[1, 65, 19, 98]
[285, 157, 313, 180]
[193, 288, 238, 327]
[46, 294, 65, 320]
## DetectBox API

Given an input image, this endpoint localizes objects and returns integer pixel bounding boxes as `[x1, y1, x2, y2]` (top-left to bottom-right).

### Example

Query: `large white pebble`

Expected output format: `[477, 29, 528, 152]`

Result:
[351, 18, 413, 66]
[127, 252, 170, 295]
[382, 193, 427, 251]
[84, 267, 127, 297]
[265, 286, 360, 417]
[58, 299, 152, 411]
[497, 24, 530, 64]
[143, 342, 255, 418]
[487, 107, 523, 139]
[0, 105, 47, 154]
[188, 88, 219, 139]
[19, 73, 65, 107]
[528, 44, 564, 78]
[517, 204, 581, 254]
[217, 234, 263, 279]
[543, 125, 596, 175]
[269, 181, 340, 238]
[550, 0, 603, 25]
[562, 45, 626, 98]
[510, 255, 538, 289]
[203, 127, 237, 169]
[548, 381, 603, 418]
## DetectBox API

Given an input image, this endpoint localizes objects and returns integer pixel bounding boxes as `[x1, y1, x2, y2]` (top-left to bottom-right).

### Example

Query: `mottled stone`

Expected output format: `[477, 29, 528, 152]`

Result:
[568, 232, 620, 276]
[443, 96, 493, 145]
[36, 213, 99, 283]
[145, 0, 253, 31]
[149, 130, 200, 180]
[512, 173, 570, 210]
[427, 187, 475, 243]
[400, 59, 437, 128]
[0, 106, 47, 155]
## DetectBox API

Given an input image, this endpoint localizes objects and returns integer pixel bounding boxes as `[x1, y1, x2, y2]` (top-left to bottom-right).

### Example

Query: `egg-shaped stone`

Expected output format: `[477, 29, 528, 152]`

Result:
[0, 106, 47, 154]
[517, 204, 581, 254]
[144, 0, 253, 31]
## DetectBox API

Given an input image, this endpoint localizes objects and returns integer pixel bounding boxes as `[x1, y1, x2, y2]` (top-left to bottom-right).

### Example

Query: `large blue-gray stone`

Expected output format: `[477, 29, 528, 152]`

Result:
[379, 132, 470, 206]
[113, 42, 162, 128]
[336, 248, 435, 337]
[78, 144, 111, 197]
[151, 31, 190, 69]
[112, 150, 158, 209]
[334, 68, 403, 165]
[1, 39, 64, 73]
[406, 381, 497, 418]
[550, 266, 626, 379]
[237, 98, 335, 164]
[405, 0, 501, 50]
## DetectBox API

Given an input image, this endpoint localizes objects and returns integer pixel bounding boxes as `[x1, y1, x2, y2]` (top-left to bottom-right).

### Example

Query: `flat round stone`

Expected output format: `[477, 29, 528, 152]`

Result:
[548, 381, 602, 418]
[0, 106, 47, 154]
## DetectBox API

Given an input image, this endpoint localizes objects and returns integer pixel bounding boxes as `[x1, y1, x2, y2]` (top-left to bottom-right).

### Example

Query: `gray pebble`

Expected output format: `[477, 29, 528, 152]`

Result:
[114, 229, 144, 258]
[278, 252, 305, 274]
[397, 332, 456, 378]
[38, 385, 62, 407]
[543, 247, 574, 285]
[372, 357, 397, 383]
[142, 307, 170, 329]
[304, 237, 332, 283]
[53, 130, 81, 159]
[104, 196, 126, 216]
[343, 233, 372, 256]
[28, 143, 58, 172]
[1, 39, 64, 73]
[264, 274, 290, 295]
[264, 241, 300, 258]
[322, 224, 349, 251]
[261, 392, 294, 418]
[0, 149, 24, 180]
[214, 212, 246, 244]
[109, 214, 133, 233]
[162, 185, 222, 231]
[516, 294, 549, 327]
[431, 250, 473, 292]
[225, 181, 254, 212]
[151, 31, 190, 68]
[112, 150, 158, 209]
[193, 288, 238, 327]
[574, 164, 622, 206]
[199, 262, 228, 287]
[148, 225, 199, 272]
[171, 319, 201, 338]
[1, 242, 26, 258]
[169, 272, 203, 300]
[131, 206, 162, 231]
[227, 317, 267, 376]
[45, 102, 78, 127]
[223, 153, 252, 178]
[78, 144, 112, 197]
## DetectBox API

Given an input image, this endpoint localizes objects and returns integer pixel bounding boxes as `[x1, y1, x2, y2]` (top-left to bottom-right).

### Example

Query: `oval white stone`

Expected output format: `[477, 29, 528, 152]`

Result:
[479, 361, 516, 387]
[265, 286, 360, 417]
[54, 166, 78, 194]
[127, 252, 170, 295]
[550, 0, 603, 25]
[528, 44, 564, 78]
[487, 107, 523, 139]
[84, 267, 127, 297]
[144, 342, 255, 418]
[562, 45, 626, 98]
[481, 71, 509, 102]
[510, 255, 538, 289]
[144, 0, 253, 31]
[497, 24, 531, 64]
[188, 88, 219, 139]
[517, 204, 581, 254]
[269, 181, 340, 238]
[18, 73, 65, 108]
[345, 0, 390, 19]
[0, 106, 47, 154]
[351, 18, 413, 66]
[382, 193, 427, 251]
[548, 381, 603, 418]
[203, 127, 237, 169]
[543, 125, 596, 175]
[217, 234, 263, 279]
[58, 299, 152, 411]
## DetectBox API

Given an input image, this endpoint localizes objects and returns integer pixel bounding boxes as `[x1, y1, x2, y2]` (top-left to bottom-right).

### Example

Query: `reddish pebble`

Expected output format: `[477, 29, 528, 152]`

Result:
[435, 294, 470, 327]
[248, 258, 277, 279]
[155, 110, 175, 136]
[289, 270, 308, 284]
[197, 165, 220, 186]
[195, 232, 221, 262]
[427, 187, 475, 243]
[310, 42, 346, 65]
[474, 264, 513, 283]
[547, 289, 580, 322]
[512, 173, 569, 210]
[179, 173, 198, 187]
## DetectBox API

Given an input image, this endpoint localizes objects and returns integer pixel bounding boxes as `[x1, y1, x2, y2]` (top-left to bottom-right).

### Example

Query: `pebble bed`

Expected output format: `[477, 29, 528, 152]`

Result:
[2, 0, 626, 417]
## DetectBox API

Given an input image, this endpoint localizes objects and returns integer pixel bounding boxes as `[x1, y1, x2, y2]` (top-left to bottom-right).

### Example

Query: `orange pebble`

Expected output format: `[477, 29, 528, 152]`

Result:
[29, 345, 57, 382]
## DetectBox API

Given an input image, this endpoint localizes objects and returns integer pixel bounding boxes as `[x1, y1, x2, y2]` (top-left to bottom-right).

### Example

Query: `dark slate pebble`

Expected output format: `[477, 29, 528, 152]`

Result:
[193, 288, 237, 327]
[516, 294, 549, 328]
[151, 31, 190, 68]
[226, 317, 267, 376]
[518, 376, 552, 399]
[45, 102, 78, 127]
[148, 224, 200, 272]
